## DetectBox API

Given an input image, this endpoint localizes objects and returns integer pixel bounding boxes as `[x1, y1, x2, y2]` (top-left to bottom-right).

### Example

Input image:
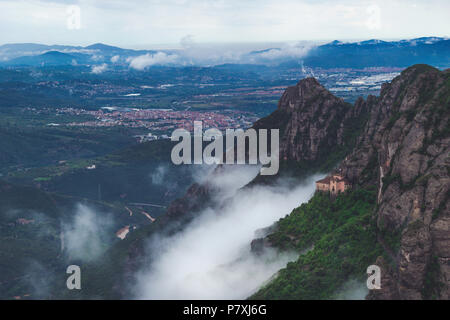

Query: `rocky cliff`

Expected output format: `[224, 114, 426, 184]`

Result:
[337, 65, 449, 299]
[254, 77, 368, 170]
[251, 64, 449, 300]
[166, 77, 370, 219]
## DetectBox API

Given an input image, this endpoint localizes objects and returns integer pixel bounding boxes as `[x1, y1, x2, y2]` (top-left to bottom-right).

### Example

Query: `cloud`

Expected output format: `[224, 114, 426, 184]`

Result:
[133, 166, 320, 299]
[255, 43, 313, 60]
[91, 63, 107, 74]
[128, 52, 179, 70]
[0, 0, 449, 46]
[110, 55, 120, 63]
[180, 34, 195, 48]
[333, 279, 369, 300]
[164, 41, 314, 66]
[90, 54, 104, 61]
[63, 204, 114, 262]
[23, 260, 56, 299]
[151, 165, 168, 185]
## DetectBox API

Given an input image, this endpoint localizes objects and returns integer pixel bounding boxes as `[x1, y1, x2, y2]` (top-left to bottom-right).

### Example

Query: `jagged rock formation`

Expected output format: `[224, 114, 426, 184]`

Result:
[165, 77, 370, 225]
[249, 64, 448, 300]
[158, 182, 213, 227]
[254, 77, 367, 167]
[338, 65, 449, 300]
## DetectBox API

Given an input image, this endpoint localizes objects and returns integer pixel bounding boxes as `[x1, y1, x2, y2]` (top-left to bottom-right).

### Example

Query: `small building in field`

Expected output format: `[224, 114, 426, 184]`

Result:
[316, 174, 351, 195]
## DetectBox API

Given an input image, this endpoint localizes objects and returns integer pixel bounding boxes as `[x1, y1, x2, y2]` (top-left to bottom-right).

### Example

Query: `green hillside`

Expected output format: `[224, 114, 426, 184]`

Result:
[251, 187, 383, 299]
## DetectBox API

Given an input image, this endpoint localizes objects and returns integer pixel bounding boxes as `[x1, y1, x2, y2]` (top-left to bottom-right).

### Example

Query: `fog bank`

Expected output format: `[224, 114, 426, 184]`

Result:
[134, 166, 321, 299]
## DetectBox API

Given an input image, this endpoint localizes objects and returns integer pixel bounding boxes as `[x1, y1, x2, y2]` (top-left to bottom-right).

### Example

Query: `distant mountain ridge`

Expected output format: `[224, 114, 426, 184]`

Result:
[5, 51, 81, 66]
[301, 37, 450, 68]
[0, 42, 162, 67]
[1, 37, 449, 68]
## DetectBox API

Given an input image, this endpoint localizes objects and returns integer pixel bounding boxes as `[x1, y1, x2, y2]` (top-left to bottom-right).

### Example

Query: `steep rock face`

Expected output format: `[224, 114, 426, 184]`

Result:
[366, 256, 400, 300]
[254, 77, 363, 166]
[166, 78, 371, 230]
[158, 182, 213, 227]
[339, 65, 449, 299]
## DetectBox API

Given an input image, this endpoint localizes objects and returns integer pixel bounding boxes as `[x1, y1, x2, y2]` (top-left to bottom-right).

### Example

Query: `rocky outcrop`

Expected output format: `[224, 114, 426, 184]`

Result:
[250, 237, 273, 255]
[158, 182, 213, 227]
[366, 256, 400, 300]
[254, 77, 367, 167]
[339, 65, 449, 299]
[249, 64, 448, 300]
[164, 78, 369, 225]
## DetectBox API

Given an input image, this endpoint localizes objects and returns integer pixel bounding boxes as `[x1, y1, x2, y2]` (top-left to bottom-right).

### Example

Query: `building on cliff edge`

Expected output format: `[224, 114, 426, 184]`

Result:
[315, 173, 351, 195]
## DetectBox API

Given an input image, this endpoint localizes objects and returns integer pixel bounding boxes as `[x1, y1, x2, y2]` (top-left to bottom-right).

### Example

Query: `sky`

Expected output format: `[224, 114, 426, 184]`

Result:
[0, 0, 449, 48]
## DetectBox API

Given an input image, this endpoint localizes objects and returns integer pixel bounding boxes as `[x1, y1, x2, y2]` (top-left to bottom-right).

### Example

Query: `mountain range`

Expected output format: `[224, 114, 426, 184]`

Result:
[1, 37, 449, 68]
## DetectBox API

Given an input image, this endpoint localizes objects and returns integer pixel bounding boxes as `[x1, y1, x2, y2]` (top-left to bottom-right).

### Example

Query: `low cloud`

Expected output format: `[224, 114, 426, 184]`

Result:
[133, 167, 320, 299]
[110, 55, 120, 63]
[63, 204, 114, 262]
[91, 63, 108, 74]
[23, 261, 55, 299]
[90, 54, 104, 62]
[172, 40, 314, 66]
[128, 52, 179, 70]
[151, 165, 168, 185]
[333, 279, 369, 300]
[255, 43, 313, 61]
[180, 34, 196, 49]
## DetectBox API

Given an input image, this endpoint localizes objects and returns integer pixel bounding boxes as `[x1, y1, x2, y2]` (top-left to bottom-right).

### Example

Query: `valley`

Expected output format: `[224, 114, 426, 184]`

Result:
[0, 37, 448, 301]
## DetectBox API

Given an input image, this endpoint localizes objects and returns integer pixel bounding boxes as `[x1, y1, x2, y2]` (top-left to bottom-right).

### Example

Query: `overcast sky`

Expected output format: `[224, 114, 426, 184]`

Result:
[0, 0, 449, 48]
